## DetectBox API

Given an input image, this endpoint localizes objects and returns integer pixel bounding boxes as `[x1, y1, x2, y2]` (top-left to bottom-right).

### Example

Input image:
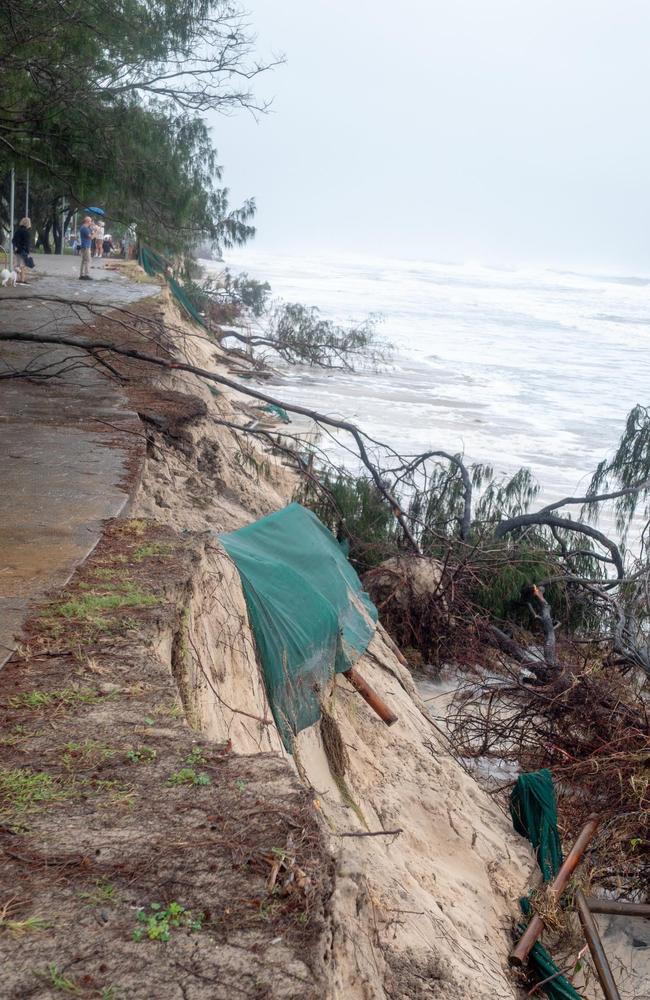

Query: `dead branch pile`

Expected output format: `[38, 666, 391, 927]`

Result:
[447, 651, 650, 897]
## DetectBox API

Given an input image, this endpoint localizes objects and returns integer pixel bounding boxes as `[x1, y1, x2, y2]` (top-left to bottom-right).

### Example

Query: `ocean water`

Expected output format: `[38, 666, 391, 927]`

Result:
[210, 250, 649, 509]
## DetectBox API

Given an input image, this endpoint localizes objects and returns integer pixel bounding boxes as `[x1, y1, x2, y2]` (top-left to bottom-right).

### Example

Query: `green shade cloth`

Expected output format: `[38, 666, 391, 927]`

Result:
[220, 503, 377, 749]
[511, 771, 583, 1000]
[510, 768, 563, 882]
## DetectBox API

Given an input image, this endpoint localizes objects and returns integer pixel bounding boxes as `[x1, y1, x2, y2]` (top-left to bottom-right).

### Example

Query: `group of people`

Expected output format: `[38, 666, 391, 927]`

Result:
[76, 216, 117, 279]
[9, 213, 119, 285]
[72, 223, 114, 259]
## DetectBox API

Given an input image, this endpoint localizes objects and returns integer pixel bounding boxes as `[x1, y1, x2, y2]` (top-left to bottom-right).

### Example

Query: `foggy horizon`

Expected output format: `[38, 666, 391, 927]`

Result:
[211, 0, 650, 275]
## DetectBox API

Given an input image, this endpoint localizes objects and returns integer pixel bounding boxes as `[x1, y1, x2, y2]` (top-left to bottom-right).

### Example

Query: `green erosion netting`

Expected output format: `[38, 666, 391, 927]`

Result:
[262, 403, 291, 423]
[139, 245, 207, 327]
[219, 503, 378, 749]
[510, 768, 563, 882]
[510, 771, 583, 1000]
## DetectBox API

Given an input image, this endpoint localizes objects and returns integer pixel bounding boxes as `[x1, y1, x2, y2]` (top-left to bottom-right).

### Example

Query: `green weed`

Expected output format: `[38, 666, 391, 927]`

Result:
[9, 688, 101, 711]
[0, 914, 51, 935]
[56, 584, 157, 624]
[167, 768, 211, 787]
[62, 741, 116, 768]
[79, 877, 120, 907]
[126, 746, 157, 764]
[132, 901, 204, 943]
[92, 568, 119, 580]
[0, 724, 39, 746]
[133, 542, 174, 560]
[0, 768, 76, 816]
[42, 963, 79, 993]
[121, 519, 148, 535]
[184, 747, 206, 766]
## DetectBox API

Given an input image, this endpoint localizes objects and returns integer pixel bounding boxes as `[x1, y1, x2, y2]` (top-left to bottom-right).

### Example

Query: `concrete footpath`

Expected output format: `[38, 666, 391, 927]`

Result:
[0, 254, 159, 666]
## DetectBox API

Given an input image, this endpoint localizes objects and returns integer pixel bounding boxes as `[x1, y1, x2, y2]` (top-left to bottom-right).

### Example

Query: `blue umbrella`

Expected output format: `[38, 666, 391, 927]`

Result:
[85, 206, 105, 216]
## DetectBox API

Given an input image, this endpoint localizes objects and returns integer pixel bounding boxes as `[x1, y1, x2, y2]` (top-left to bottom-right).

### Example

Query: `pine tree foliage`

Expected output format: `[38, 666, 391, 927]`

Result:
[585, 404, 650, 540]
[0, 0, 276, 250]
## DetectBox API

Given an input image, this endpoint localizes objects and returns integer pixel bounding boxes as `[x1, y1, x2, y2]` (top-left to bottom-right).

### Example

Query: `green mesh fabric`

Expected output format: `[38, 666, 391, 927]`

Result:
[516, 900, 583, 1000]
[263, 403, 291, 423]
[219, 503, 377, 749]
[510, 769, 563, 882]
[139, 245, 207, 327]
[511, 771, 583, 1000]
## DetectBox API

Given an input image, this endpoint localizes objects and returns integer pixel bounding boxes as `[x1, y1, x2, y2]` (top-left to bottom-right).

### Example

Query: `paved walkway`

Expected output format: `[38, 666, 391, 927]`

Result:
[0, 255, 159, 666]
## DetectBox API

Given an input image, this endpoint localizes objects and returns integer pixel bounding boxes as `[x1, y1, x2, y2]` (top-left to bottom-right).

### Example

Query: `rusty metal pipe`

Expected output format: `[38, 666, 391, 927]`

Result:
[343, 667, 398, 726]
[585, 898, 650, 918]
[575, 890, 621, 1000]
[509, 814, 600, 967]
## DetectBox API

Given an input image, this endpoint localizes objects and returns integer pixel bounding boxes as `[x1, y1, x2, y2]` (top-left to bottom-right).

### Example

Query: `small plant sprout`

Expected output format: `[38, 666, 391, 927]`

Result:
[44, 963, 79, 992]
[132, 901, 204, 943]
[167, 768, 211, 787]
[235, 778, 247, 792]
[126, 746, 157, 765]
[79, 877, 120, 906]
[184, 747, 207, 766]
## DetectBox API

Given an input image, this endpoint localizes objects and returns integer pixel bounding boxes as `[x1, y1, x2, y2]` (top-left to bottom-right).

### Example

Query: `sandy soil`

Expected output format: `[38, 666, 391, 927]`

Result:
[0, 281, 540, 999]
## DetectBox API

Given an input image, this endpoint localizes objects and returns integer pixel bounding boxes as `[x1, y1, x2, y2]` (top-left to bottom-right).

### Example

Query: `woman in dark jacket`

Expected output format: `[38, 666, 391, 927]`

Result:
[12, 217, 33, 283]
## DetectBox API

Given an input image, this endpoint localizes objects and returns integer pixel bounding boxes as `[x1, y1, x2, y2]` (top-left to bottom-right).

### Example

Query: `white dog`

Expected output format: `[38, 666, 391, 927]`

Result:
[1, 267, 18, 288]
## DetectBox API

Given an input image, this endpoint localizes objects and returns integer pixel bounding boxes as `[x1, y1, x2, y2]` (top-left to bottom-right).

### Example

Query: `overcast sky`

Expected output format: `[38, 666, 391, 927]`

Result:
[210, 1, 650, 272]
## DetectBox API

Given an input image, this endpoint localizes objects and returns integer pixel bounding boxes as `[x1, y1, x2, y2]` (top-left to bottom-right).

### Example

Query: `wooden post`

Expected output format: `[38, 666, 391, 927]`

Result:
[509, 814, 600, 967]
[343, 667, 398, 726]
[575, 890, 621, 1000]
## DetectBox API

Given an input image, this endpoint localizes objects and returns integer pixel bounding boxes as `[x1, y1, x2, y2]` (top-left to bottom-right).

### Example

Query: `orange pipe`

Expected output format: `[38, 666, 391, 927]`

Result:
[509, 814, 600, 967]
[343, 667, 398, 726]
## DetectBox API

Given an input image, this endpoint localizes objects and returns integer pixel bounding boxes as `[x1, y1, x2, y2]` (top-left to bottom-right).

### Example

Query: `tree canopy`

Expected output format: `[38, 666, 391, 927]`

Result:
[0, 0, 276, 251]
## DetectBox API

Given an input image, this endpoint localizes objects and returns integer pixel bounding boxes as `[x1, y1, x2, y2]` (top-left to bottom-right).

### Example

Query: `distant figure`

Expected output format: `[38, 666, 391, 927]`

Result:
[93, 221, 105, 259]
[102, 234, 114, 257]
[12, 217, 34, 284]
[79, 216, 93, 280]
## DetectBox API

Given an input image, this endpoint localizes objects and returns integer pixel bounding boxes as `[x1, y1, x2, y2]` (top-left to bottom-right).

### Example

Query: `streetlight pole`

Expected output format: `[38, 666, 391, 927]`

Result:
[60, 197, 65, 255]
[9, 167, 15, 271]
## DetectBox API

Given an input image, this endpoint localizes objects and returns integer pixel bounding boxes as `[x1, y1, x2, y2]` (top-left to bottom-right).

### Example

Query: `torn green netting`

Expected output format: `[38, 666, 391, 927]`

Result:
[139, 245, 207, 327]
[510, 771, 583, 1000]
[219, 503, 377, 749]
[263, 403, 290, 423]
[510, 768, 563, 882]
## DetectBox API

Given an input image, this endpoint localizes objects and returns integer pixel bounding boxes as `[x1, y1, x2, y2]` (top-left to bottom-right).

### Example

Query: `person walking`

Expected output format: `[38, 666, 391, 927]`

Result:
[79, 216, 93, 280]
[12, 217, 34, 284]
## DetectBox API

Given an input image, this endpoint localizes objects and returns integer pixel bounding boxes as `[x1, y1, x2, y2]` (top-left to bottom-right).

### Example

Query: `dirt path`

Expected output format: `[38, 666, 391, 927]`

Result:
[0, 255, 159, 666]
